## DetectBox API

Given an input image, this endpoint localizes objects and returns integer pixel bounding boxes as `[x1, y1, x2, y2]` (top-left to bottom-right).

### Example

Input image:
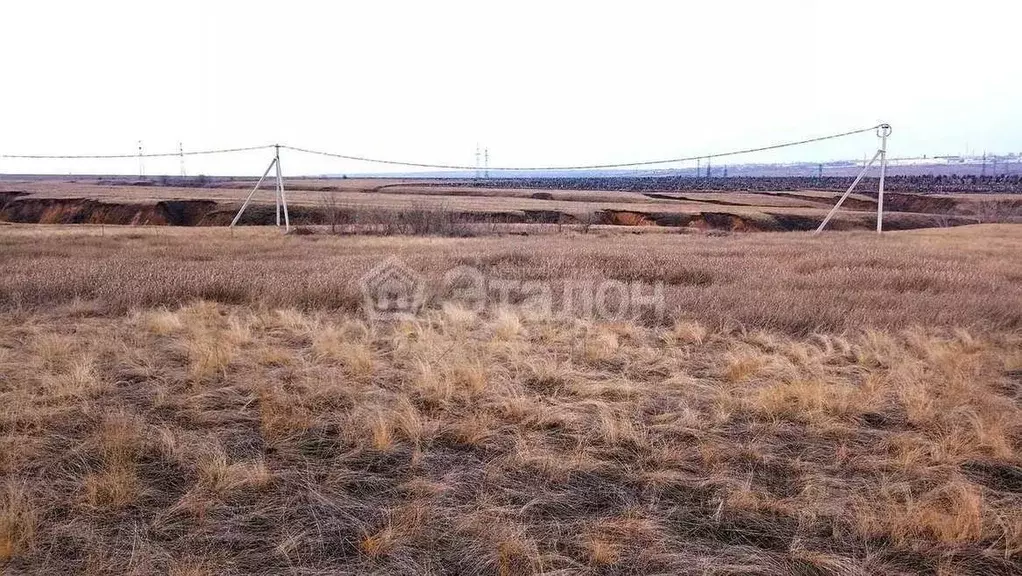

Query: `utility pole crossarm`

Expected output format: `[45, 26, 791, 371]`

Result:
[814, 123, 891, 235]
[229, 145, 291, 233]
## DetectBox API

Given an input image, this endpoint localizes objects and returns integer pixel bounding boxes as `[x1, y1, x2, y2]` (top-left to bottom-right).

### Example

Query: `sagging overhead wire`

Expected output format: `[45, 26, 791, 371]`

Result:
[282, 125, 885, 171]
[0, 124, 886, 169]
[0, 144, 274, 160]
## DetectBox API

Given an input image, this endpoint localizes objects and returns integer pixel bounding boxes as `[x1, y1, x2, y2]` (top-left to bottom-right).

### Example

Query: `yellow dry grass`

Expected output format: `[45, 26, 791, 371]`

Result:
[0, 224, 1020, 574]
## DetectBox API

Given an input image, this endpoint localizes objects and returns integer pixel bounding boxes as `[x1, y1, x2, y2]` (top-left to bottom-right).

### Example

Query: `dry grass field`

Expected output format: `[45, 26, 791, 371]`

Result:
[1, 223, 1021, 574]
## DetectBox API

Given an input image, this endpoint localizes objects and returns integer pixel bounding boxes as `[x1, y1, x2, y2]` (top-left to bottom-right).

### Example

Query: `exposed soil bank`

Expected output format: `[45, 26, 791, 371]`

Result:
[0, 197, 978, 232]
[775, 191, 1022, 217]
[0, 199, 221, 226]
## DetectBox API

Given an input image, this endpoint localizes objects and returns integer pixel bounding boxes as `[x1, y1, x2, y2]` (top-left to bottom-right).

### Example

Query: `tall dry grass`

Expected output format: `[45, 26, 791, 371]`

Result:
[0, 224, 1020, 333]
[0, 224, 1020, 574]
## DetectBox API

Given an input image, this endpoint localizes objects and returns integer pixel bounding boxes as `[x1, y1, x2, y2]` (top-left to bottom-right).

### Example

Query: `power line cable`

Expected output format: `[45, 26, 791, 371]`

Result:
[0, 144, 273, 160]
[0, 124, 884, 170]
[283, 125, 884, 171]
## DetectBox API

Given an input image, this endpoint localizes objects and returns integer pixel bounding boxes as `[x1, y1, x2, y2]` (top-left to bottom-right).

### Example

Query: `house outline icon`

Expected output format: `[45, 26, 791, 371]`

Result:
[359, 256, 426, 318]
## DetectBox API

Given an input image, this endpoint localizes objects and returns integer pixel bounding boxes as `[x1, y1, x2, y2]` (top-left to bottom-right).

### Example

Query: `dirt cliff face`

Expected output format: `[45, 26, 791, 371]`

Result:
[601, 210, 657, 226]
[881, 193, 958, 214]
[155, 200, 219, 225]
[0, 199, 167, 225]
[0, 191, 27, 206]
[0, 199, 249, 226]
[0, 196, 984, 232]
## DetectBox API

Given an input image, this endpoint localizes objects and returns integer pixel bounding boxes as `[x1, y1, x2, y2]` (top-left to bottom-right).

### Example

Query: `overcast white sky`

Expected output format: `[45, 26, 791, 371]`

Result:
[1, 1, 1019, 175]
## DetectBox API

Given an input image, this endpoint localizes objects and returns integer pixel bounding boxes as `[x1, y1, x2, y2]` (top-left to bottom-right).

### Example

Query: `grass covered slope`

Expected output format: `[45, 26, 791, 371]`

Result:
[0, 224, 1021, 574]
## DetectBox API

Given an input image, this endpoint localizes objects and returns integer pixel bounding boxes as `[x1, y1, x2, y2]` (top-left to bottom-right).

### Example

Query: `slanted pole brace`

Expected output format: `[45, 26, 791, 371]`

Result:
[815, 123, 891, 235]
[230, 157, 278, 228]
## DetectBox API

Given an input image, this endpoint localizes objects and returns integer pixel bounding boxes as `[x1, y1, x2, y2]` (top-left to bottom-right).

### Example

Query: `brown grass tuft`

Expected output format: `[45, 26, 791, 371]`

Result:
[670, 319, 708, 344]
[0, 482, 37, 562]
[82, 411, 144, 510]
[360, 524, 397, 559]
[139, 307, 183, 335]
[184, 330, 236, 384]
[196, 443, 273, 494]
[583, 535, 621, 566]
[492, 307, 523, 340]
[82, 465, 139, 510]
[257, 386, 311, 443]
[722, 348, 766, 383]
[41, 353, 105, 398]
[855, 479, 987, 545]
